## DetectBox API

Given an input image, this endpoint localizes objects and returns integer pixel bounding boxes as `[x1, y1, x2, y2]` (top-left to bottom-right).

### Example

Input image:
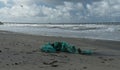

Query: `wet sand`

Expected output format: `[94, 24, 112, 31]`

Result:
[0, 30, 120, 70]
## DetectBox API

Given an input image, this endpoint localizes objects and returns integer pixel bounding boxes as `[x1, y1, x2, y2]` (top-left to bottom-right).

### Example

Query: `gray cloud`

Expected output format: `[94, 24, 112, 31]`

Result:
[0, 0, 120, 23]
[36, 0, 103, 5]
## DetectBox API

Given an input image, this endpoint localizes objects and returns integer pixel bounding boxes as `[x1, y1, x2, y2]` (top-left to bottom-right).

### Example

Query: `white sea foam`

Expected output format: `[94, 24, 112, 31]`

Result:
[3, 23, 120, 31]
[1, 23, 120, 41]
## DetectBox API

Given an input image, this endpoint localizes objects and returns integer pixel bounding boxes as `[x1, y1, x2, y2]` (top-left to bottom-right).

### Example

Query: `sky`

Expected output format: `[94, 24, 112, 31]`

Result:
[0, 0, 120, 23]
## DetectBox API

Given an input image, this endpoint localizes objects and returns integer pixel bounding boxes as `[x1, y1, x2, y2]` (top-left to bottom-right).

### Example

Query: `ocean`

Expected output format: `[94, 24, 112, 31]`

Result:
[0, 23, 120, 41]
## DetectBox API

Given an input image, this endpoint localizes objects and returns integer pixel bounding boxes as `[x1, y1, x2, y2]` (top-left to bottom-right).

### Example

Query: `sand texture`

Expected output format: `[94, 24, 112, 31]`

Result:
[0, 30, 120, 70]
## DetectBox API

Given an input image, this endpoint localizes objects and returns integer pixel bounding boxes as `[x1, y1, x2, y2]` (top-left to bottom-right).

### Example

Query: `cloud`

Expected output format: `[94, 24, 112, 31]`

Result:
[0, 0, 8, 5]
[85, 0, 120, 22]
[87, 0, 120, 16]
[0, 0, 120, 23]
[87, 0, 110, 17]
[0, 0, 85, 23]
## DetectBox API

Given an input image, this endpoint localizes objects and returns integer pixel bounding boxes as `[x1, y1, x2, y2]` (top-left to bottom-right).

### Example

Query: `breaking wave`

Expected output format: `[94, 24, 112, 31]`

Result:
[1, 23, 120, 41]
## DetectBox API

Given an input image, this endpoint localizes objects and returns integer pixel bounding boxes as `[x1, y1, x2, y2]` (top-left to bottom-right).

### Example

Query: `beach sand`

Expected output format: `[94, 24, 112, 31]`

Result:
[0, 30, 120, 70]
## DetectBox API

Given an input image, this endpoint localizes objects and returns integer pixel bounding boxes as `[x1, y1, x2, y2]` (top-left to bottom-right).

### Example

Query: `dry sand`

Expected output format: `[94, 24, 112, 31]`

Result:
[0, 30, 120, 70]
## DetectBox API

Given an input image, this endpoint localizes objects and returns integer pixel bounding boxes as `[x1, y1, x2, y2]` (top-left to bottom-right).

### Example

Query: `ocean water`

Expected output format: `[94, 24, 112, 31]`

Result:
[0, 23, 120, 41]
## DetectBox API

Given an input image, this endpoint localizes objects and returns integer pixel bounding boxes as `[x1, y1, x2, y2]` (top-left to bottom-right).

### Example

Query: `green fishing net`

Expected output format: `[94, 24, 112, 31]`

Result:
[41, 42, 93, 55]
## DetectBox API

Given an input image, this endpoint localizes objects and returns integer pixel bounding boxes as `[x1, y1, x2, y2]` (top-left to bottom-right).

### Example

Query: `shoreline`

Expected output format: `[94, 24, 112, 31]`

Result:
[0, 30, 120, 70]
[1, 30, 120, 42]
[1, 23, 120, 41]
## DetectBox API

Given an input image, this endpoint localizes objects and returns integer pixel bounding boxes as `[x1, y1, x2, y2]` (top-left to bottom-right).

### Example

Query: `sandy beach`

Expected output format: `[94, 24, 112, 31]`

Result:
[0, 30, 120, 70]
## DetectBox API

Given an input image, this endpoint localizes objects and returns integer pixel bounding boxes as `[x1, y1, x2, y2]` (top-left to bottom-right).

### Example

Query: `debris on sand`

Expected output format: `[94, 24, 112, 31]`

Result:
[41, 42, 93, 55]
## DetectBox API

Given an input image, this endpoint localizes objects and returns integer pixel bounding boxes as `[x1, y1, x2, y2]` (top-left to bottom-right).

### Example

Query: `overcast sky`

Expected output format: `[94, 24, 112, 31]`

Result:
[0, 0, 120, 23]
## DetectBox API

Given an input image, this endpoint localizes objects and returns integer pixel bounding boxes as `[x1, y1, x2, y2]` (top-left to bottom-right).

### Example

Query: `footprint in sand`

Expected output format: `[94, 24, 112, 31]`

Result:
[98, 57, 115, 63]
[83, 66, 87, 69]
